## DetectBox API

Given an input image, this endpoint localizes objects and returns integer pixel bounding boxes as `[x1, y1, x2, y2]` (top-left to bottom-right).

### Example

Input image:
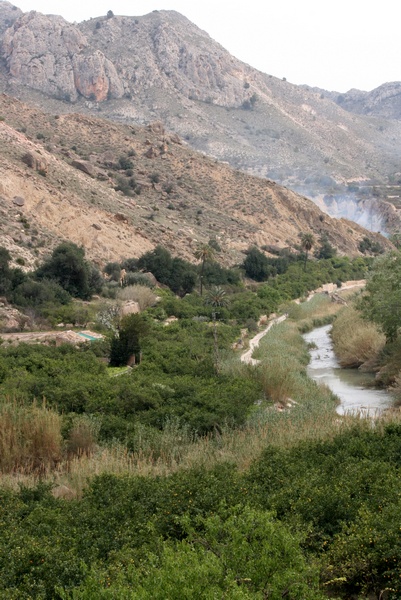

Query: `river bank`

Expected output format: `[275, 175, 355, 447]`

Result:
[304, 324, 393, 415]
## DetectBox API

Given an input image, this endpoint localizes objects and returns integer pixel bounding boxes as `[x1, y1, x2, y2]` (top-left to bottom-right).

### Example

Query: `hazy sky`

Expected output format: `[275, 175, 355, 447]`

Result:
[8, 0, 401, 92]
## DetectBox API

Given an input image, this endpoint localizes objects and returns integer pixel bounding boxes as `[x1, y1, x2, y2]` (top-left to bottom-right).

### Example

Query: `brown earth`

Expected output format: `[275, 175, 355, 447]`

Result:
[0, 94, 392, 270]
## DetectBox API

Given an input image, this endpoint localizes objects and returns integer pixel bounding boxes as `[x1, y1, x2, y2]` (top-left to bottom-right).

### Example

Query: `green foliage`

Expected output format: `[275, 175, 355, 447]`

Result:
[103, 261, 121, 282]
[138, 246, 197, 296]
[202, 260, 241, 286]
[0, 247, 12, 295]
[358, 251, 401, 341]
[358, 235, 384, 255]
[243, 246, 271, 281]
[11, 279, 71, 308]
[109, 314, 150, 367]
[36, 242, 99, 300]
[299, 232, 315, 270]
[315, 235, 337, 259]
[118, 156, 133, 170]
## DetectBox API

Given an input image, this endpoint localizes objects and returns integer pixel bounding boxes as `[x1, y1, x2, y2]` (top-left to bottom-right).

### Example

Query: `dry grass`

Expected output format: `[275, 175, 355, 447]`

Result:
[66, 415, 100, 458]
[331, 306, 386, 367]
[0, 293, 394, 497]
[0, 400, 62, 474]
[117, 285, 157, 310]
[0, 408, 363, 497]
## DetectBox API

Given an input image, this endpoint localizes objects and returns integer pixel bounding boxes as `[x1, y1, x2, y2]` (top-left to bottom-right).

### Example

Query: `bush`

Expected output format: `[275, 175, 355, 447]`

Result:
[36, 242, 95, 300]
[117, 285, 157, 310]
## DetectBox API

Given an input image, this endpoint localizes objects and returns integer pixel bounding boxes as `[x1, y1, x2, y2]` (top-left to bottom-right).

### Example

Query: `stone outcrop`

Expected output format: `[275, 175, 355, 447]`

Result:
[2, 11, 123, 102]
[21, 151, 48, 174]
[0, 300, 30, 331]
[71, 159, 96, 177]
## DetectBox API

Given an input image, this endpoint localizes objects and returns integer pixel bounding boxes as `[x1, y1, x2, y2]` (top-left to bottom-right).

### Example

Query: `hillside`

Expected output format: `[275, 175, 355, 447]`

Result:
[1, 2, 401, 200]
[0, 94, 390, 269]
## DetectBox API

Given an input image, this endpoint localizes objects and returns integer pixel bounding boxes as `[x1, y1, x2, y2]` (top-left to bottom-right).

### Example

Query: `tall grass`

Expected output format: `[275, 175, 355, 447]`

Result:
[286, 293, 342, 333]
[0, 400, 62, 474]
[331, 306, 385, 368]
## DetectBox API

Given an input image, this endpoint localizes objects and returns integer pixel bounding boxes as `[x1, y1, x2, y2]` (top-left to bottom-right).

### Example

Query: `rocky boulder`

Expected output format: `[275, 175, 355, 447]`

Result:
[21, 151, 48, 174]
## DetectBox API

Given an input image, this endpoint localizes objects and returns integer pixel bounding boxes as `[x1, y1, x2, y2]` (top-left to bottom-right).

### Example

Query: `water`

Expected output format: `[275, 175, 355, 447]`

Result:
[303, 324, 393, 416]
[77, 332, 99, 341]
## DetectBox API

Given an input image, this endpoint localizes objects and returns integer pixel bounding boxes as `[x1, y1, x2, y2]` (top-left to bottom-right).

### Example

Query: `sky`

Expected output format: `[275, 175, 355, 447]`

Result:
[8, 0, 401, 92]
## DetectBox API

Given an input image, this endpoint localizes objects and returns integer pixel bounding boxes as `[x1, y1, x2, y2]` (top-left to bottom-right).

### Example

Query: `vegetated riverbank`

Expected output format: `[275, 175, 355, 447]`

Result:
[331, 305, 386, 369]
[331, 304, 401, 411]
[0, 293, 360, 496]
[3, 291, 401, 599]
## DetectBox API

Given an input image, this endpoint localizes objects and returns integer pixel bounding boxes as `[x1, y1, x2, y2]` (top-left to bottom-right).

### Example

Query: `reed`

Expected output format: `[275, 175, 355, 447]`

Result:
[0, 399, 62, 474]
[331, 306, 385, 367]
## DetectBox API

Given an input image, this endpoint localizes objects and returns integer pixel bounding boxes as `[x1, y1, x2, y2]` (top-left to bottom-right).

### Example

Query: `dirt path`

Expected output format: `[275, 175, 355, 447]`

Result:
[240, 315, 287, 366]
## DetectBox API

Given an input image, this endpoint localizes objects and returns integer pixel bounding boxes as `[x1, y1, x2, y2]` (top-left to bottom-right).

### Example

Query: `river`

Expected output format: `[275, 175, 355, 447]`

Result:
[303, 324, 393, 416]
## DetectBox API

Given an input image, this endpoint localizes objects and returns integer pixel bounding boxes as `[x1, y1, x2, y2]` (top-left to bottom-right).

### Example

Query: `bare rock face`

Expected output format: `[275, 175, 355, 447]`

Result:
[0, 1, 22, 37]
[0, 301, 30, 331]
[2, 11, 123, 102]
[72, 50, 124, 101]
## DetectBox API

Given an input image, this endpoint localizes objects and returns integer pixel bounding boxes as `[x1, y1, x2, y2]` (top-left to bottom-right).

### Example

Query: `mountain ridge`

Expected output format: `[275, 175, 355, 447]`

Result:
[1, 2, 401, 195]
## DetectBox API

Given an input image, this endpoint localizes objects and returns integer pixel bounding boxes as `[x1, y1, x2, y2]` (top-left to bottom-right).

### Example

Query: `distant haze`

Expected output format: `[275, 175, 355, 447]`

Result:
[8, 0, 401, 93]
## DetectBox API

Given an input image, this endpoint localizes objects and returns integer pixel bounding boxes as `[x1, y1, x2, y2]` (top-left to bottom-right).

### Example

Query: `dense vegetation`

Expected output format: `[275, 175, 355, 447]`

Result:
[2, 238, 396, 599]
[2, 420, 401, 598]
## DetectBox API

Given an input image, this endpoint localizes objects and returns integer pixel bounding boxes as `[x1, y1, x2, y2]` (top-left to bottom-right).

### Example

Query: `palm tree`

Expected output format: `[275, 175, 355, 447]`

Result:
[194, 243, 215, 296]
[299, 232, 315, 271]
[205, 286, 229, 372]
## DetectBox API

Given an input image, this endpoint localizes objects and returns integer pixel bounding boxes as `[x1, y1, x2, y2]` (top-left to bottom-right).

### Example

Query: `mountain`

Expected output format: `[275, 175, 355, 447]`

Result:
[316, 82, 401, 120]
[1, 2, 401, 198]
[0, 94, 389, 270]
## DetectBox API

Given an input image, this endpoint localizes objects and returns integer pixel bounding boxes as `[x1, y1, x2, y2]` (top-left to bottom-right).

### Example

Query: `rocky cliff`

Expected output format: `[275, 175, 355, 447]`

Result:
[1, 3, 401, 195]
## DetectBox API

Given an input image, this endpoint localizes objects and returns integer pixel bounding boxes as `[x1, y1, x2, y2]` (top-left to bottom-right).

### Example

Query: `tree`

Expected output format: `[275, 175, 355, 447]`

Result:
[243, 246, 270, 281]
[169, 258, 197, 296]
[137, 245, 172, 285]
[299, 232, 315, 271]
[315, 235, 336, 259]
[194, 244, 215, 296]
[36, 242, 93, 299]
[359, 251, 401, 341]
[0, 247, 12, 295]
[205, 286, 229, 372]
[109, 314, 149, 366]
[104, 262, 121, 282]
[137, 246, 196, 296]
